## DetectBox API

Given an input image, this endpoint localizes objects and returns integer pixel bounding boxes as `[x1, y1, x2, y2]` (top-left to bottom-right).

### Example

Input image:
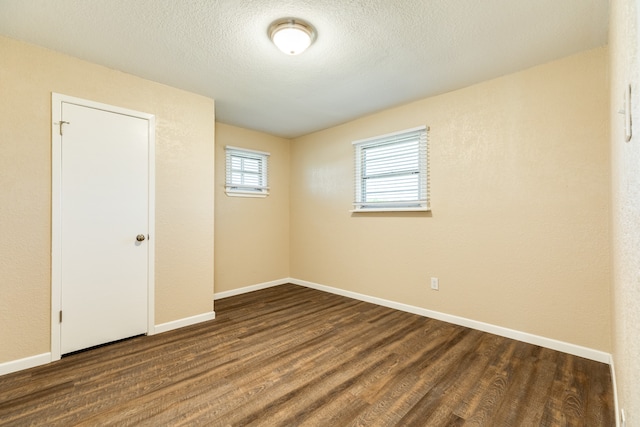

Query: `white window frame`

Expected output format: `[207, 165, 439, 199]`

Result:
[351, 125, 429, 212]
[225, 146, 270, 198]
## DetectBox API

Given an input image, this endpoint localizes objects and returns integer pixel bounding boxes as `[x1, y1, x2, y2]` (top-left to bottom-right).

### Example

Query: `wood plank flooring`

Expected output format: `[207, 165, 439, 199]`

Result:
[0, 284, 614, 426]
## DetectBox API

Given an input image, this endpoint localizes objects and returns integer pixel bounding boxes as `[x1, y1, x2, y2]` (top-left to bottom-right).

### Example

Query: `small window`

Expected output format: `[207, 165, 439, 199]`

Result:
[352, 126, 429, 212]
[225, 146, 270, 197]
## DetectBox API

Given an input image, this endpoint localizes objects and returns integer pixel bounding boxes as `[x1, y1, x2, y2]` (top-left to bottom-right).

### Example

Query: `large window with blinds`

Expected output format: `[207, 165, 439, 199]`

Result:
[352, 126, 429, 212]
[225, 146, 270, 197]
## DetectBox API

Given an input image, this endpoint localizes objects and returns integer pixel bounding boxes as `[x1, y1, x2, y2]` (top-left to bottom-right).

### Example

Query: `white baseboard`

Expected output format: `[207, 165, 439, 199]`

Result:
[1, 277, 612, 377]
[1, 311, 217, 377]
[0, 352, 51, 376]
[154, 311, 216, 334]
[212, 277, 611, 363]
[287, 278, 611, 364]
[214, 278, 290, 300]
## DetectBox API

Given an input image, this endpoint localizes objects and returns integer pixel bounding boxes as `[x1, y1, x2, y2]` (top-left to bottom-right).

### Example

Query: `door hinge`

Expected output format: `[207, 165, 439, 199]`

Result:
[56, 121, 70, 136]
[59, 310, 62, 323]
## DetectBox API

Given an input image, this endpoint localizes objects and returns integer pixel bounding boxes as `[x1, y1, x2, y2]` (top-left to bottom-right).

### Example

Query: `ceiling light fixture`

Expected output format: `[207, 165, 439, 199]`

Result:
[268, 18, 316, 55]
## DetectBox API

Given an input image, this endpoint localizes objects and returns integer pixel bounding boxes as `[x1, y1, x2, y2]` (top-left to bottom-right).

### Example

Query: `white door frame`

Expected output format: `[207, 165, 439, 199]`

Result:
[51, 93, 156, 361]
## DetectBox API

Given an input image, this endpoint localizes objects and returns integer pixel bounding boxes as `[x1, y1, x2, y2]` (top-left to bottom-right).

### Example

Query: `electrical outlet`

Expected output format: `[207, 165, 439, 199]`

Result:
[430, 277, 439, 290]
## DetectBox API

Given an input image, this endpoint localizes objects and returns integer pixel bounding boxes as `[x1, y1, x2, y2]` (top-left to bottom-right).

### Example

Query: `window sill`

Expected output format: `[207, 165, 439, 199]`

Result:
[350, 207, 430, 213]
[225, 190, 269, 198]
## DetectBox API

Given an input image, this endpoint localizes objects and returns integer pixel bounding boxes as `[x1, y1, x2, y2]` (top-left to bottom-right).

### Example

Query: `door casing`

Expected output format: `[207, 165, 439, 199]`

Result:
[51, 93, 156, 361]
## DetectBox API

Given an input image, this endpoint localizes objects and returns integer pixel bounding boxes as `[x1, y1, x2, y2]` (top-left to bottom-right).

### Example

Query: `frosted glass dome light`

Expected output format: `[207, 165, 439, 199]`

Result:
[269, 18, 316, 55]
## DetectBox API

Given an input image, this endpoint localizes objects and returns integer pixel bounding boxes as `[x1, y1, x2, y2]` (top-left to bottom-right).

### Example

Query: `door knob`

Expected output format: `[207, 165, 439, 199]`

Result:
[136, 234, 146, 242]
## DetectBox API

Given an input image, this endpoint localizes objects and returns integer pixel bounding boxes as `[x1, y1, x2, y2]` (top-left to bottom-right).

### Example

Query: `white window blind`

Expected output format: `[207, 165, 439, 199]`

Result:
[225, 146, 270, 197]
[352, 126, 428, 212]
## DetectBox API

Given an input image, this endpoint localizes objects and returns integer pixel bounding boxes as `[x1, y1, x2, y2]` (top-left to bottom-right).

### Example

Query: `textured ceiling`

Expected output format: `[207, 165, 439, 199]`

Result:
[0, 0, 609, 138]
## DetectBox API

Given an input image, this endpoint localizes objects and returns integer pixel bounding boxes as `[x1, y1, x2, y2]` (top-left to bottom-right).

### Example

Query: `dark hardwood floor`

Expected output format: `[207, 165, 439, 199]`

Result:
[0, 284, 614, 426]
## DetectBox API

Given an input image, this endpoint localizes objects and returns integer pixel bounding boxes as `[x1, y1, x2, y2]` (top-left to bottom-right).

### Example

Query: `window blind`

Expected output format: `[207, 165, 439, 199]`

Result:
[225, 146, 270, 197]
[353, 126, 428, 211]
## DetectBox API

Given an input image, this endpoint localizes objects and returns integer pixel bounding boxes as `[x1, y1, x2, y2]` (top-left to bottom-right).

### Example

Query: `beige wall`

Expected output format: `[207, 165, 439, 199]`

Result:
[214, 123, 290, 293]
[290, 48, 611, 352]
[610, 0, 640, 423]
[1, 31, 615, 380]
[0, 36, 215, 363]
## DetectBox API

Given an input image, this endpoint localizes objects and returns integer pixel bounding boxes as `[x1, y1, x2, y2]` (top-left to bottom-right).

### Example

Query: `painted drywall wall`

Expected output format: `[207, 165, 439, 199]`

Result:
[610, 0, 640, 424]
[290, 48, 611, 352]
[0, 36, 215, 363]
[214, 123, 290, 293]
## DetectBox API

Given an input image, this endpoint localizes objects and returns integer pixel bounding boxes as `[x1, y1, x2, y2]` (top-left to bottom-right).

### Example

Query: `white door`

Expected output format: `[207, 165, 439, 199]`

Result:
[58, 101, 150, 355]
